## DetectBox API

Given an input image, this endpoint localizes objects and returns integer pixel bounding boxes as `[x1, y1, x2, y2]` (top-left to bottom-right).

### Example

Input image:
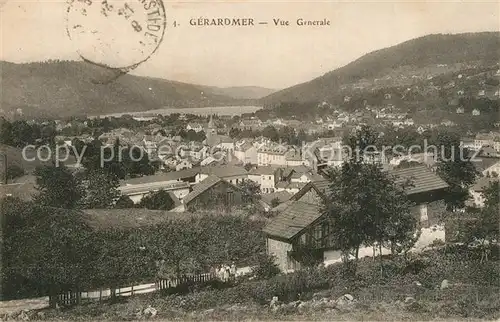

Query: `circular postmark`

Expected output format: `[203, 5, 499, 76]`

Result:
[66, 0, 166, 70]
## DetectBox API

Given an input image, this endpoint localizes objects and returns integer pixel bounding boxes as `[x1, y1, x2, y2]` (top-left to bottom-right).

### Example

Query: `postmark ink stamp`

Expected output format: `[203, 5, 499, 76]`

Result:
[66, 0, 166, 71]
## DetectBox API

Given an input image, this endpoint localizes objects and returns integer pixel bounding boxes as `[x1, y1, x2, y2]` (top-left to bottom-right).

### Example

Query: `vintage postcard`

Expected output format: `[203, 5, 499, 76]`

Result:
[1, 0, 499, 320]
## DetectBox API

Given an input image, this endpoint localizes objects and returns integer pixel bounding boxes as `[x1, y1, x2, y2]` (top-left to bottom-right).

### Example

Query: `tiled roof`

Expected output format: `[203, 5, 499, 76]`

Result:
[200, 165, 247, 178]
[389, 165, 448, 195]
[261, 190, 293, 205]
[262, 201, 322, 240]
[119, 181, 190, 195]
[249, 166, 279, 175]
[122, 168, 201, 185]
[471, 177, 499, 192]
[275, 181, 307, 190]
[183, 175, 222, 205]
[311, 179, 333, 197]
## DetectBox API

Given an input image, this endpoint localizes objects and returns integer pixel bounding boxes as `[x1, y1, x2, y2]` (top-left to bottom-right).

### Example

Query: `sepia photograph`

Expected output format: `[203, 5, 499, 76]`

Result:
[0, 0, 499, 320]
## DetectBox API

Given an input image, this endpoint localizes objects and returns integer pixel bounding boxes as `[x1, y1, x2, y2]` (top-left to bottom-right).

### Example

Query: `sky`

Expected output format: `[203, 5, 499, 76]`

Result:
[1, 0, 499, 89]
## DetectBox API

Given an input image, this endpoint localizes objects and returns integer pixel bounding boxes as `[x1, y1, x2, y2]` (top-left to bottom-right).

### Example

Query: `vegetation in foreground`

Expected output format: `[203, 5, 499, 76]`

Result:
[5, 247, 499, 321]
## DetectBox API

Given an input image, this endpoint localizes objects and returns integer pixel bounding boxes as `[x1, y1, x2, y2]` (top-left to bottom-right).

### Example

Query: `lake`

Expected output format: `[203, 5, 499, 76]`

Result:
[92, 106, 263, 118]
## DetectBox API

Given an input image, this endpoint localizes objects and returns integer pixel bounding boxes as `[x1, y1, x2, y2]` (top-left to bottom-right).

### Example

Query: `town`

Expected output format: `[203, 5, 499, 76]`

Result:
[1, 3, 499, 320]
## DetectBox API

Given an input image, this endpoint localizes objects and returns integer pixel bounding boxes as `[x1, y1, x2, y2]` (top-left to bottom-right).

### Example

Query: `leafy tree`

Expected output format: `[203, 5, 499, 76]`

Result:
[324, 126, 416, 275]
[262, 125, 279, 142]
[251, 254, 281, 279]
[138, 189, 175, 210]
[430, 130, 478, 211]
[1, 198, 96, 305]
[81, 170, 120, 209]
[237, 179, 261, 203]
[33, 164, 85, 209]
[114, 195, 135, 208]
[229, 127, 241, 139]
[463, 180, 499, 262]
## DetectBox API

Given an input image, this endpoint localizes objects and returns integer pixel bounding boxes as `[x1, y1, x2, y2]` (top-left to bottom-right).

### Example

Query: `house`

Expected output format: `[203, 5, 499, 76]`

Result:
[480, 159, 500, 177]
[257, 146, 288, 166]
[118, 180, 191, 205]
[472, 108, 481, 116]
[259, 191, 293, 212]
[143, 136, 158, 156]
[234, 141, 258, 164]
[239, 119, 262, 131]
[263, 166, 449, 272]
[183, 175, 243, 212]
[196, 164, 248, 184]
[285, 150, 310, 167]
[442, 119, 456, 127]
[477, 89, 486, 97]
[175, 159, 193, 171]
[248, 166, 279, 193]
[274, 181, 308, 194]
[186, 123, 203, 133]
[460, 138, 476, 151]
[474, 133, 496, 150]
[468, 177, 498, 208]
[456, 107, 465, 114]
[403, 118, 415, 126]
[416, 126, 426, 135]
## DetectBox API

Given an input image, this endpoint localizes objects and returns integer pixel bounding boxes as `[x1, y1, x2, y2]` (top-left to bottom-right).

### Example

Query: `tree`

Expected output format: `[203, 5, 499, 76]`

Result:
[138, 189, 175, 210]
[114, 195, 135, 209]
[33, 164, 85, 209]
[237, 179, 261, 203]
[324, 126, 416, 275]
[463, 180, 499, 262]
[262, 125, 279, 142]
[1, 198, 96, 305]
[431, 130, 478, 211]
[251, 254, 281, 279]
[229, 127, 241, 139]
[81, 170, 120, 209]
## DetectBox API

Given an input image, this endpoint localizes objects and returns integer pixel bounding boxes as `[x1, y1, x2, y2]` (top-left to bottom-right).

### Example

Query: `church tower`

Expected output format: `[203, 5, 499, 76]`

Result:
[207, 114, 216, 136]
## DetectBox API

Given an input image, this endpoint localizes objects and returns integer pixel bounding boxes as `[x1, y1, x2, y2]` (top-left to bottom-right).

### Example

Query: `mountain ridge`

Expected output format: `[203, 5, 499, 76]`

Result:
[0, 60, 258, 119]
[261, 32, 500, 105]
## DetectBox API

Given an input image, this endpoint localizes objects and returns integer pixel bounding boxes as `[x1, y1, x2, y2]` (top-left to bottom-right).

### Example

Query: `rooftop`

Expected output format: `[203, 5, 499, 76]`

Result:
[389, 165, 449, 195]
[122, 168, 201, 185]
[119, 181, 190, 195]
[262, 201, 322, 240]
[261, 190, 293, 205]
[200, 165, 247, 178]
[183, 175, 223, 205]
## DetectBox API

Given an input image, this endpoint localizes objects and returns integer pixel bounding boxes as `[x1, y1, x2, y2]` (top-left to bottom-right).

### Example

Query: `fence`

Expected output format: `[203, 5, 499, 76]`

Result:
[56, 272, 218, 306]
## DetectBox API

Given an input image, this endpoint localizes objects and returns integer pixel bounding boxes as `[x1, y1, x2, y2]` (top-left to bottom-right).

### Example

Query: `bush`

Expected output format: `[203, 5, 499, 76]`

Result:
[251, 254, 281, 280]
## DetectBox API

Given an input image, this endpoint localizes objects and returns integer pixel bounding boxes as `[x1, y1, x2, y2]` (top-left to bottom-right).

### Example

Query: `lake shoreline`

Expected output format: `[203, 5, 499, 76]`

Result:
[89, 106, 263, 119]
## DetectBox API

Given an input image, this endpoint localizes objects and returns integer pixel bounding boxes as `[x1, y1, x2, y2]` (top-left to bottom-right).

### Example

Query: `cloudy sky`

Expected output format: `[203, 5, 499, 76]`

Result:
[1, 0, 499, 89]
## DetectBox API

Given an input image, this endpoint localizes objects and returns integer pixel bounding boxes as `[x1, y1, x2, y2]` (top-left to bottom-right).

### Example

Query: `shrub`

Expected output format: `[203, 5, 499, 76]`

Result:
[251, 254, 281, 280]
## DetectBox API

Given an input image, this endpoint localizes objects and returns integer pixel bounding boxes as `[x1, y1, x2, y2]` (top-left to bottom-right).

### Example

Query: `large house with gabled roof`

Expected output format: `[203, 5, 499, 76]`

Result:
[183, 175, 244, 212]
[263, 165, 449, 272]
